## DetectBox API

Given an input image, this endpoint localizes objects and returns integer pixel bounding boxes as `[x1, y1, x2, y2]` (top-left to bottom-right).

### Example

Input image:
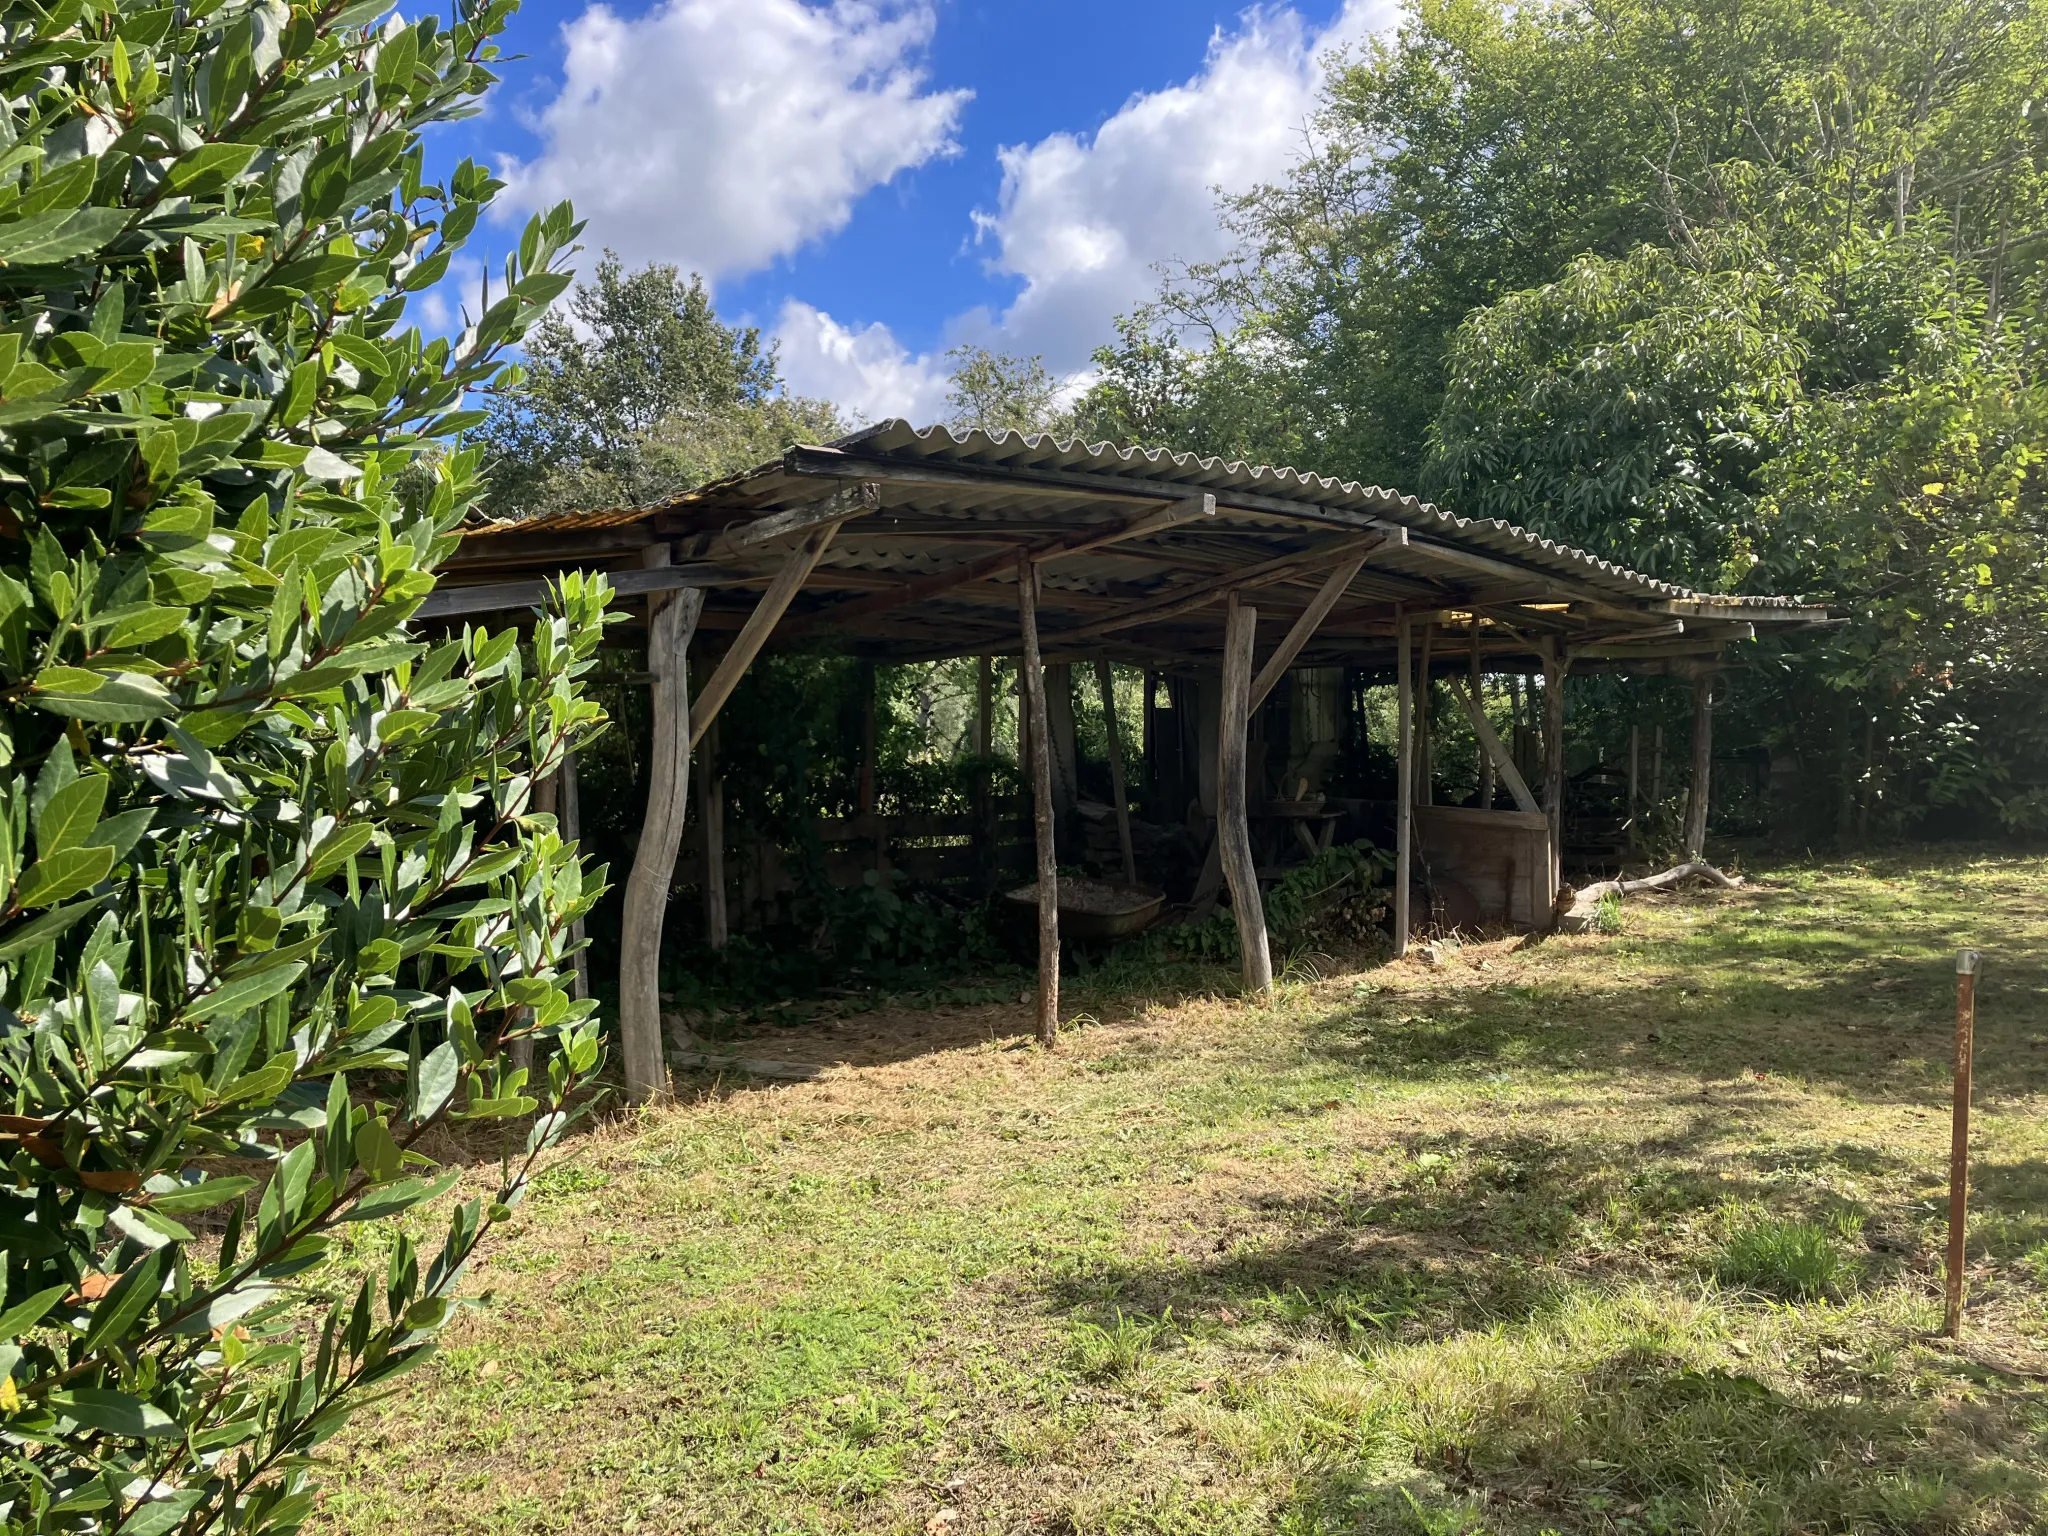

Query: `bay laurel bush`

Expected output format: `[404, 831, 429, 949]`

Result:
[0, 0, 618, 1528]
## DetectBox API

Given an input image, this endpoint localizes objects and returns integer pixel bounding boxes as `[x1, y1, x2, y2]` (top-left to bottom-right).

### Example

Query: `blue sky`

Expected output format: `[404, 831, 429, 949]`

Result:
[425, 0, 1390, 422]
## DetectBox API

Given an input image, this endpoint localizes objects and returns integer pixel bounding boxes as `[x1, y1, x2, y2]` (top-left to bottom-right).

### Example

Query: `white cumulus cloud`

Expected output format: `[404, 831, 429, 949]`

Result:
[774, 299, 952, 426]
[977, 0, 1393, 367]
[502, 0, 969, 283]
[777, 0, 1396, 426]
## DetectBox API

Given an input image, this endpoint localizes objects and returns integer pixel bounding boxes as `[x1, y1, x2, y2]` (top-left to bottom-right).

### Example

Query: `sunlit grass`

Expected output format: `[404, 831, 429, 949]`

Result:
[316, 849, 2048, 1535]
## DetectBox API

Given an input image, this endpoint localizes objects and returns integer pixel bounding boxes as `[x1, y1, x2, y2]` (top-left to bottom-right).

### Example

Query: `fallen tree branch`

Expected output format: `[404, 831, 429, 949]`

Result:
[1553, 862, 1745, 933]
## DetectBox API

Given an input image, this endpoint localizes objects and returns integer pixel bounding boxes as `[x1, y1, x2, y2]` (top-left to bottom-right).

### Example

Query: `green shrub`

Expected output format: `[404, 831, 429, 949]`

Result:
[1713, 1215, 1850, 1300]
[0, 0, 609, 1528]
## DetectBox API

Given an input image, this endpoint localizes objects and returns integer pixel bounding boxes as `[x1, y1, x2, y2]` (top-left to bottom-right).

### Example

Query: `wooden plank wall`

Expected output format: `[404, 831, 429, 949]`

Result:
[1412, 804, 1553, 928]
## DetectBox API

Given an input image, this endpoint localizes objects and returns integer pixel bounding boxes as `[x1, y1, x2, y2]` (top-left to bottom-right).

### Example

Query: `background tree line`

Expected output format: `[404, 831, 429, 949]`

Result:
[483, 0, 2047, 844]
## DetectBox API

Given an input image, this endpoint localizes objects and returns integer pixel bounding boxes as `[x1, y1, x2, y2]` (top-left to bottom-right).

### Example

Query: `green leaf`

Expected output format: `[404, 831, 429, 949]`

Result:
[102, 604, 186, 649]
[0, 898, 102, 961]
[117, 1492, 206, 1536]
[408, 1040, 458, 1121]
[35, 773, 107, 856]
[186, 962, 305, 1023]
[164, 142, 262, 197]
[32, 671, 175, 724]
[78, 1249, 168, 1358]
[0, 207, 132, 265]
[339, 1169, 459, 1223]
[82, 808, 155, 864]
[354, 1115, 402, 1183]
[15, 844, 117, 908]
[48, 1388, 180, 1440]
[145, 1176, 257, 1214]
[307, 823, 375, 880]
[0, 1284, 68, 1339]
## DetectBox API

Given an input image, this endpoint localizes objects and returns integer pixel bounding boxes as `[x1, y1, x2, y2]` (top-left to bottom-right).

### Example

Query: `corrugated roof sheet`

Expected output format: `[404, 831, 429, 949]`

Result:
[466, 420, 1807, 616]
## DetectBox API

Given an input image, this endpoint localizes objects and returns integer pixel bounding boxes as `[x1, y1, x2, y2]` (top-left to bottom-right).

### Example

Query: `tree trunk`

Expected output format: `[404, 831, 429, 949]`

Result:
[1395, 612, 1413, 959]
[1016, 555, 1060, 1046]
[1471, 625, 1493, 810]
[1219, 594, 1273, 995]
[620, 556, 703, 1106]
[1542, 641, 1567, 901]
[1683, 670, 1714, 859]
[1094, 660, 1136, 885]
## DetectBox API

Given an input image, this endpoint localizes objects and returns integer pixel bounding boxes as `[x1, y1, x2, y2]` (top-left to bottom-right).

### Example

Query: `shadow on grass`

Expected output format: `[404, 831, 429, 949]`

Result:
[1274, 1334, 2048, 1534]
[1036, 1115, 2048, 1533]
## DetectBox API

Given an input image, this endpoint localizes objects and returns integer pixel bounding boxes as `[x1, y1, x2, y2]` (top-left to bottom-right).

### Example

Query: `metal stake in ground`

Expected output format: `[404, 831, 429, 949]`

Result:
[1946, 948, 1982, 1338]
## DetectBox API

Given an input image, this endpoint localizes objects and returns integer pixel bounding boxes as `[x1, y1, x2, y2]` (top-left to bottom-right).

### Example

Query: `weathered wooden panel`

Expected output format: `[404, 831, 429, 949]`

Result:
[1412, 804, 1553, 929]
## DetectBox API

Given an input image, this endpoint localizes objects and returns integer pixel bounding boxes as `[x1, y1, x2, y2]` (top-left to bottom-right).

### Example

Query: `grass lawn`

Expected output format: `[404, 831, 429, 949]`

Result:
[315, 851, 2048, 1535]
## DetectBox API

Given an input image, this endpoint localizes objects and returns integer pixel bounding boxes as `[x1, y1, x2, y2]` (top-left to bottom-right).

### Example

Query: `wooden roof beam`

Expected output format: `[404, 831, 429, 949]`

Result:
[777, 492, 1217, 640]
[1046, 532, 1392, 645]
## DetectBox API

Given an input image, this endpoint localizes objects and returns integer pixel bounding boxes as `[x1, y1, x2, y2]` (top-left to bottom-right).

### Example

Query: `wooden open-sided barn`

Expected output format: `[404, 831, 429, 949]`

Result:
[426, 422, 1829, 1100]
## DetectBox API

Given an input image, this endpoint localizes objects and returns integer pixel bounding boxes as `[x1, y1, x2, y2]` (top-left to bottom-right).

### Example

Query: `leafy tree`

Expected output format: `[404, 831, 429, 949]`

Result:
[1077, 0, 2048, 838]
[481, 253, 843, 518]
[0, 0, 616, 1527]
[941, 345, 1068, 437]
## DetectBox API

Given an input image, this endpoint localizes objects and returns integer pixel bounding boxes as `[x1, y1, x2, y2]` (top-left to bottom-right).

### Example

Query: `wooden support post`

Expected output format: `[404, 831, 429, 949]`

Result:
[699, 721, 728, 950]
[975, 655, 995, 877]
[1683, 670, 1714, 859]
[1219, 593, 1272, 996]
[1947, 948, 1982, 1337]
[1652, 724, 1665, 806]
[1470, 624, 1493, 811]
[1417, 621, 1434, 806]
[1045, 662, 1079, 827]
[1017, 555, 1060, 1047]
[1395, 612, 1413, 960]
[620, 550, 704, 1106]
[1142, 669, 1158, 811]
[1542, 640, 1566, 901]
[975, 656, 993, 760]
[1094, 659, 1137, 885]
[689, 522, 840, 749]
[561, 750, 589, 1002]
[1628, 724, 1641, 814]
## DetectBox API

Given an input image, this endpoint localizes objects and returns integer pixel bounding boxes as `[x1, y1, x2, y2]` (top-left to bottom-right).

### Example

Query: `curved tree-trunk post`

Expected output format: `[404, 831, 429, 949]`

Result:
[1684, 668, 1715, 858]
[561, 749, 589, 1002]
[1395, 610, 1413, 959]
[1542, 640, 1568, 902]
[621, 549, 704, 1106]
[1094, 659, 1137, 885]
[1016, 554, 1060, 1047]
[1219, 593, 1273, 996]
[1470, 622, 1493, 811]
[698, 719, 728, 950]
